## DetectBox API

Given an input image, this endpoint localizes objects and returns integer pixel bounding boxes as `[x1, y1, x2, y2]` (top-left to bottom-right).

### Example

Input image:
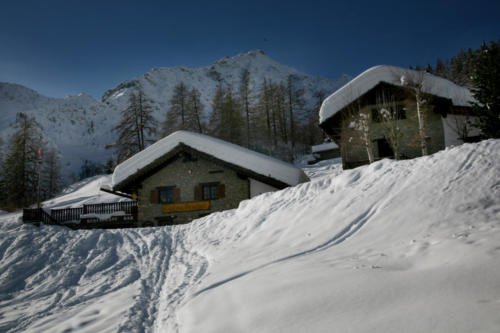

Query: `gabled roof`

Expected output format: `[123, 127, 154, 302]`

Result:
[112, 131, 309, 191]
[312, 141, 338, 153]
[319, 65, 474, 124]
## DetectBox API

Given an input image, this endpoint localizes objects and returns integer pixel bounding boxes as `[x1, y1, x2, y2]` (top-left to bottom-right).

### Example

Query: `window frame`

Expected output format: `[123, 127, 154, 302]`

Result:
[157, 186, 175, 204]
[201, 182, 219, 200]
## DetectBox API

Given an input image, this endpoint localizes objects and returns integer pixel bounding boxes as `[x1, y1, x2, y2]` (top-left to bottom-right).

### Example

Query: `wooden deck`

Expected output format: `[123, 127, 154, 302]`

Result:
[23, 201, 139, 229]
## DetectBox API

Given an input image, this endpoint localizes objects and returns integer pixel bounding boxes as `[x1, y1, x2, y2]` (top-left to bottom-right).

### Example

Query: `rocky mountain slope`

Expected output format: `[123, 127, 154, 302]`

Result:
[0, 50, 349, 181]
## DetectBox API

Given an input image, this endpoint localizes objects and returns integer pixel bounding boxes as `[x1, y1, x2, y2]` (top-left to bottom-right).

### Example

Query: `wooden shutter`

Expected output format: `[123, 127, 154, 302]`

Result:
[173, 188, 181, 203]
[217, 184, 225, 199]
[151, 189, 158, 203]
[194, 185, 202, 201]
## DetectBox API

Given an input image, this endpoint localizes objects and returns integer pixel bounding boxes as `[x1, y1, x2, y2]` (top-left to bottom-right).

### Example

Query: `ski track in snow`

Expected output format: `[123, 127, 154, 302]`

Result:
[1, 140, 499, 332]
[0, 218, 209, 333]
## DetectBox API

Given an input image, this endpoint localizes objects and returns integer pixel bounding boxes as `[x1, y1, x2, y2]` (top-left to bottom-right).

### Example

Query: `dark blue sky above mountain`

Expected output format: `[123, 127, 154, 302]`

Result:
[1, 0, 498, 99]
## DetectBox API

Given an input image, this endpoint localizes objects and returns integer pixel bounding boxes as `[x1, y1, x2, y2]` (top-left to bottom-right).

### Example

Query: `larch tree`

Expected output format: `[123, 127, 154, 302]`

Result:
[208, 81, 226, 138]
[41, 147, 63, 199]
[114, 89, 157, 163]
[286, 74, 305, 160]
[3, 113, 45, 208]
[239, 69, 253, 147]
[186, 87, 205, 133]
[256, 78, 273, 147]
[163, 82, 189, 135]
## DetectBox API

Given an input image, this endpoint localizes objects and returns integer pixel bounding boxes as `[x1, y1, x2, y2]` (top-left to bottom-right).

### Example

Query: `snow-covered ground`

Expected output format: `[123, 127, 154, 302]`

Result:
[1, 140, 499, 332]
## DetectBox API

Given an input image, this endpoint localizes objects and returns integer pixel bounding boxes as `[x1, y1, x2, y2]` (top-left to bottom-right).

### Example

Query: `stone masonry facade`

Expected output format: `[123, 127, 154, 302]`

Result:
[136, 152, 249, 225]
[339, 94, 446, 169]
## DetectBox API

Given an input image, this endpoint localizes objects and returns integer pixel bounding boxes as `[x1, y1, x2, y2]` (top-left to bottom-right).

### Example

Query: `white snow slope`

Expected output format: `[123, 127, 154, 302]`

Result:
[1, 50, 349, 181]
[1, 140, 499, 333]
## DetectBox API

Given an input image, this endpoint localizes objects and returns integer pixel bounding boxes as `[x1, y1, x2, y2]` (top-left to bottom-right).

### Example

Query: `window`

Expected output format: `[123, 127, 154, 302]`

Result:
[203, 184, 218, 200]
[159, 187, 174, 203]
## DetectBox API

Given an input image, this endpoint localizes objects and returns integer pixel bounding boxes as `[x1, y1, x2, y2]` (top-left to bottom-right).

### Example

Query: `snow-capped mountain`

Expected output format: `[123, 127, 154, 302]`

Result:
[102, 50, 349, 113]
[0, 50, 349, 181]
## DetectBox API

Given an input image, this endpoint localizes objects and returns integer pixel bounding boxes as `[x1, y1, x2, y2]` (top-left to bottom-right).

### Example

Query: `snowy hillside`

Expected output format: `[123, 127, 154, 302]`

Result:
[0, 51, 348, 181]
[1, 140, 499, 332]
[0, 83, 116, 180]
[102, 50, 349, 114]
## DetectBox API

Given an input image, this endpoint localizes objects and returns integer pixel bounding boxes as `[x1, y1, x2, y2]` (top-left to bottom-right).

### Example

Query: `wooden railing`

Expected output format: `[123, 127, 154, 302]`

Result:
[23, 201, 138, 226]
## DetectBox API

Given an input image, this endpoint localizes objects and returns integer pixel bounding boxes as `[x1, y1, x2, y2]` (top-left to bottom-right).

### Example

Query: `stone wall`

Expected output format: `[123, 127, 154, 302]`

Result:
[339, 95, 445, 169]
[136, 153, 250, 225]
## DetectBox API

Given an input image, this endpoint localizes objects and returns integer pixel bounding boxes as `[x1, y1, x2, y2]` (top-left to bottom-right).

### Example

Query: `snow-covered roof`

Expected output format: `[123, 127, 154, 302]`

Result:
[319, 65, 475, 124]
[112, 131, 309, 189]
[311, 142, 338, 153]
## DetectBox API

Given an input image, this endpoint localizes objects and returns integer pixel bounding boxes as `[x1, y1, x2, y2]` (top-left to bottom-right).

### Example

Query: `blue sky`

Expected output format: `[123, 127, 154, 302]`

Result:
[1, 0, 499, 99]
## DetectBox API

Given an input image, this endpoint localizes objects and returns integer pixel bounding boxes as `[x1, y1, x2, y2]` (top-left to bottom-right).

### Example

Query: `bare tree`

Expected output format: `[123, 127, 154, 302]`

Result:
[239, 69, 253, 147]
[163, 82, 189, 135]
[376, 90, 404, 159]
[187, 87, 205, 133]
[348, 105, 375, 164]
[113, 89, 157, 163]
[400, 70, 429, 155]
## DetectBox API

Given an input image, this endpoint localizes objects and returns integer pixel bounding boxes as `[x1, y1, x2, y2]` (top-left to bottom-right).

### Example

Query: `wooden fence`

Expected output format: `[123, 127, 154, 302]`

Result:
[23, 201, 138, 226]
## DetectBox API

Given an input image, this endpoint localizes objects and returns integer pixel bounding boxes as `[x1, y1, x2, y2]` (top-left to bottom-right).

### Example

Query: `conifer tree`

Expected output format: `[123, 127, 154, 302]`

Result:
[286, 75, 305, 160]
[257, 78, 273, 147]
[186, 87, 205, 133]
[163, 82, 189, 135]
[472, 40, 500, 138]
[208, 81, 226, 137]
[3, 113, 45, 208]
[41, 148, 62, 199]
[114, 89, 157, 163]
[239, 69, 253, 147]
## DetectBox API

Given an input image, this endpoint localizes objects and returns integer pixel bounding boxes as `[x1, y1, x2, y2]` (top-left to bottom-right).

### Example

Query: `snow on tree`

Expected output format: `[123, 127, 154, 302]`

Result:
[347, 103, 375, 164]
[376, 90, 404, 159]
[400, 70, 429, 156]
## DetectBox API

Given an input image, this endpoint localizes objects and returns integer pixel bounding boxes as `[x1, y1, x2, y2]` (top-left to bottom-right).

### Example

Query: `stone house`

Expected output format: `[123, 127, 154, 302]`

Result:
[110, 131, 309, 225]
[310, 140, 340, 164]
[318, 65, 480, 169]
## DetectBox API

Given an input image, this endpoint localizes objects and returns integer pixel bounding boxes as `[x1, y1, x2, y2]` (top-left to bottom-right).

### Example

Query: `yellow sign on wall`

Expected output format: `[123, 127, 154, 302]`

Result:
[162, 201, 210, 213]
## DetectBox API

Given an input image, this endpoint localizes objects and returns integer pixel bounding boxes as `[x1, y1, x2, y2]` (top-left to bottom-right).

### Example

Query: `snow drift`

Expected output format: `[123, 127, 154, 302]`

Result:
[0, 140, 499, 332]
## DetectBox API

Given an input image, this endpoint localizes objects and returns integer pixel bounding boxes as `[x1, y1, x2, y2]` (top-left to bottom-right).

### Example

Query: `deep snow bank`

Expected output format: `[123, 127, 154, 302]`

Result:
[176, 140, 500, 332]
[0, 140, 499, 333]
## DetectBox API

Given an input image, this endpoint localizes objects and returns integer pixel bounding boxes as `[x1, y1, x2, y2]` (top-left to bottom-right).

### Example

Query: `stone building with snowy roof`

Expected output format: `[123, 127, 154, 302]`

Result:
[319, 65, 481, 169]
[310, 140, 340, 164]
[111, 131, 309, 225]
